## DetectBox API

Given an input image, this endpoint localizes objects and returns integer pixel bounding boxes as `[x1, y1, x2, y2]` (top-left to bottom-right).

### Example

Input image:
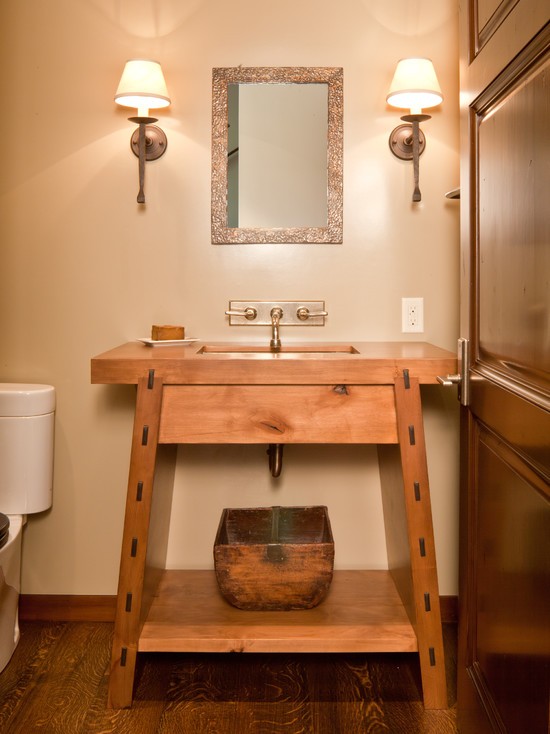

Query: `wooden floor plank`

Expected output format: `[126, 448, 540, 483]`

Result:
[306, 655, 387, 732]
[367, 624, 457, 733]
[0, 621, 457, 733]
[162, 653, 316, 734]
[80, 652, 175, 734]
[0, 622, 67, 730]
[1, 623, 112, 733]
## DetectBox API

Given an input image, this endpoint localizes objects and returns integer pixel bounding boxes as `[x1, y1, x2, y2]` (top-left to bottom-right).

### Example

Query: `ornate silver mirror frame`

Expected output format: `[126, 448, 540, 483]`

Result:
[211, 67, 343, 244]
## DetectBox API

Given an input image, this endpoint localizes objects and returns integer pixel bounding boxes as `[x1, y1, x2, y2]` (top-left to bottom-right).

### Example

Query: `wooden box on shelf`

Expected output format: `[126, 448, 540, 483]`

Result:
[214, 505, 334, 611]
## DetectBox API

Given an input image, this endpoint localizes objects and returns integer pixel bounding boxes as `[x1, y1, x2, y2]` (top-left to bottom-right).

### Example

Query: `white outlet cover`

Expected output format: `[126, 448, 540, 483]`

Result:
[402, 297, 424, 333]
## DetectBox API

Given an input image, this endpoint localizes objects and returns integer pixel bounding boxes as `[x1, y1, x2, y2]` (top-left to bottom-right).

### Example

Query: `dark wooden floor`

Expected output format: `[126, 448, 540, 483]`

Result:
[0, 621, 457, 733]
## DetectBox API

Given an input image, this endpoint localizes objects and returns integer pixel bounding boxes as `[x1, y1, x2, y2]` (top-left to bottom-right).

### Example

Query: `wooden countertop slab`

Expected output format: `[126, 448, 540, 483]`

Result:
[91, 341, 457, 386]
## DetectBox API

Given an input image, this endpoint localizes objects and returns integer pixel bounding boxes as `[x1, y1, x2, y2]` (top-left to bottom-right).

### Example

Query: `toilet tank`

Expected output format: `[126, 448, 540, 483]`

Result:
[0, 384, 55, 514]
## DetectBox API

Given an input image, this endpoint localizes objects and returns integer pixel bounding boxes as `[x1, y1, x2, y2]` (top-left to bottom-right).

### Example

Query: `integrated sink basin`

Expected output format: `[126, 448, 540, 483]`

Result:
[198, 345, 360, 355]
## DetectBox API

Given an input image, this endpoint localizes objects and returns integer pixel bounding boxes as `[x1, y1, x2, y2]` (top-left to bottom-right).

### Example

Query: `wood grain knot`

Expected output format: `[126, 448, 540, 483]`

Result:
[259, 421, 285, 434]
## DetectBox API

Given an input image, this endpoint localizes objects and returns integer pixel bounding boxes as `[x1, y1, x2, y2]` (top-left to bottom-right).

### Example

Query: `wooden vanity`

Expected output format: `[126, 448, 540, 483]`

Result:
[91, 340, 456, 709]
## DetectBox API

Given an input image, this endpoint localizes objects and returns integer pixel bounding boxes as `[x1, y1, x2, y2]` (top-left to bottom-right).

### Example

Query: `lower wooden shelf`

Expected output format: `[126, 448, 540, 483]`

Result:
[139, 569, 418, 654]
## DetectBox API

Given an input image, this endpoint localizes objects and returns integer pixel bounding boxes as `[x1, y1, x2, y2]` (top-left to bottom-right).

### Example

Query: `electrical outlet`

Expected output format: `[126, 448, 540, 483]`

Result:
[402, 297, 424, 333]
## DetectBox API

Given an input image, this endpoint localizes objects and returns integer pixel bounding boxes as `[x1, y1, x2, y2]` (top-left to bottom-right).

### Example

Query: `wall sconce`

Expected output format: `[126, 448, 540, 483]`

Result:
[387, 58, 442, 202]
[114, 59, 171, 204]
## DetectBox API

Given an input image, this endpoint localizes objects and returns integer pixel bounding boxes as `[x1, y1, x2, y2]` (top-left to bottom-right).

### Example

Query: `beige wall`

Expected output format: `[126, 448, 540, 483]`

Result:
[0, 0, 460, 596]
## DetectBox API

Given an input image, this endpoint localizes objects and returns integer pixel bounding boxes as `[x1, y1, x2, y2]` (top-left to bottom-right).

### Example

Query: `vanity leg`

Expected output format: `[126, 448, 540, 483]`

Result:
[379, 373, 448, 709]
[107, 372, 165, 709]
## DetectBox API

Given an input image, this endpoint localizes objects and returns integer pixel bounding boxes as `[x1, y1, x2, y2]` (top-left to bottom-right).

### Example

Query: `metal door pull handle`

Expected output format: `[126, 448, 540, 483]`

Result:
[437, 374, 462, 387]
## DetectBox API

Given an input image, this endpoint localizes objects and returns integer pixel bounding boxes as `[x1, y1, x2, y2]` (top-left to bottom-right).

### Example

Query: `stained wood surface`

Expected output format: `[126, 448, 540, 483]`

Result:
[0, 620, 458, 733]
[458, 5, 550, 733]
[214, 506, 334, 611]
[91, 340, 457, 386]
[390, 376, 447, 710]
[91, 345, 456, 709]
[19, 594, 117, 622]
[159, 385, 398, 443]
[108, 375, 167, 709]
[138, 570, 418, 654]
[18, 593, 459, 623]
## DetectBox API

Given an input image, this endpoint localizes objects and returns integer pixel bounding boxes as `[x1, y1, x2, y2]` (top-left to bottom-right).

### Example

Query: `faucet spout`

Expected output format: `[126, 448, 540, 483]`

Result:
[270, 307, 283, 350]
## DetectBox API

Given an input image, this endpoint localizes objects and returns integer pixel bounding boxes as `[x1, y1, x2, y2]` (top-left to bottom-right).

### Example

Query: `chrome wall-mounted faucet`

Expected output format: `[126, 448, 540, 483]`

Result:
[270, 307, 283, 350]
[225, 301, 328, 351]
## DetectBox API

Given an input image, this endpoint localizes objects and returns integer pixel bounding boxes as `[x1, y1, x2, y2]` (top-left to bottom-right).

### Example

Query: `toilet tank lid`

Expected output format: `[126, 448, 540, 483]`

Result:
[0, 384, 55, 416]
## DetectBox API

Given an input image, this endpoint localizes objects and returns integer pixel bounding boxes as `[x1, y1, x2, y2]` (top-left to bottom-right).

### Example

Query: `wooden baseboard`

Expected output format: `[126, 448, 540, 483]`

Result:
[439, 595, 458, 623]
[20, 594, 117, 622]
[19, 593, 458, 624]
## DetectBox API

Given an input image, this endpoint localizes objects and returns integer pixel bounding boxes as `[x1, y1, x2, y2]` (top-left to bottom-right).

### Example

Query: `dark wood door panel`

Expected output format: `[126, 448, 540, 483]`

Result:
[470, 428, 550, 733]
[460, 3, 550, 733]
[476, 53, 550, 397]
[475, 0, 520, 55]
[469, 376, 550, 479]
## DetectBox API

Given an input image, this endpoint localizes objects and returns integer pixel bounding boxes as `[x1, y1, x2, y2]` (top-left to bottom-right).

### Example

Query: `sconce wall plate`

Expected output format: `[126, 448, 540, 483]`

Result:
[130, 124, 168, 161]
[389, 123, 426, 161]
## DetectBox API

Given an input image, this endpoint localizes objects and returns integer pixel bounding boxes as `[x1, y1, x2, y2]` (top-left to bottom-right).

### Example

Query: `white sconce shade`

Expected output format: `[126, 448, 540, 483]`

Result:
[386, 58, 443, 113]
[114, 59, 171, 114]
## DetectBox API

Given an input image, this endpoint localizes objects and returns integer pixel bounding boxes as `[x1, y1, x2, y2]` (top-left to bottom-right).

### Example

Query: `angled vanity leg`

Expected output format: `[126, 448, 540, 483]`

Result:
[379, 372, 448, 709]
[108, 370, 167, 709]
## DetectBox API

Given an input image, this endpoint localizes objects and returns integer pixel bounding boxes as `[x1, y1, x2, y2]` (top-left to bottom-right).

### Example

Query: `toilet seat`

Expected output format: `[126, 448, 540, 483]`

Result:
[0, 515, 23, 549]
[0, 513, 9, 549]
[0, 513, 24, 671]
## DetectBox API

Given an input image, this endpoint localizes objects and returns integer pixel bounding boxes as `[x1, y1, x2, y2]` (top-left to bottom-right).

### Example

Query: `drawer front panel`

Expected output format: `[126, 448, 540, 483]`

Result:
[159, 385, 398, 444]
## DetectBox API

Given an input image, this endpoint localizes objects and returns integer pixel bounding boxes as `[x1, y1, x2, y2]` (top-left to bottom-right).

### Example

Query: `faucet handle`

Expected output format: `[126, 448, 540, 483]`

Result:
[296, 307, 328, 321]
[225, 307, 258, 321]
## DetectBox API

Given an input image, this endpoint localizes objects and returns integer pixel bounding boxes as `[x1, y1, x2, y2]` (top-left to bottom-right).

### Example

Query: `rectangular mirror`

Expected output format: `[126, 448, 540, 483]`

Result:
[212, 67, 343, 244]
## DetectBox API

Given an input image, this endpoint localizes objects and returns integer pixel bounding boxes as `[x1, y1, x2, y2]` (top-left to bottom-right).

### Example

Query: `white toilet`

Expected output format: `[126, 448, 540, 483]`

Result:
[0, 383, 55, 672]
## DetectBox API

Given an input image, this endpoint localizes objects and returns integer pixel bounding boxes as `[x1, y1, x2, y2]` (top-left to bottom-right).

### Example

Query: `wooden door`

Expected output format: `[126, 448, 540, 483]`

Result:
[458, 3, 550, 733]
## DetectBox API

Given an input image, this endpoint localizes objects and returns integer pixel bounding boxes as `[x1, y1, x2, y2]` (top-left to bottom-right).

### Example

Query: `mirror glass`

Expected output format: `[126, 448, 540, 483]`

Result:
[212, 67, 343, 244]
[228, 83, 328, 229]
